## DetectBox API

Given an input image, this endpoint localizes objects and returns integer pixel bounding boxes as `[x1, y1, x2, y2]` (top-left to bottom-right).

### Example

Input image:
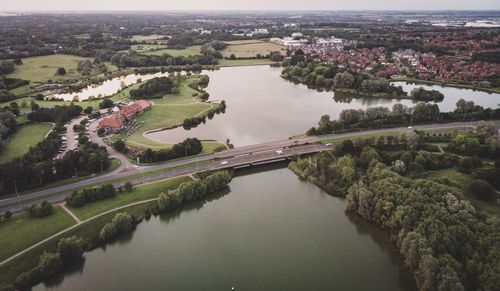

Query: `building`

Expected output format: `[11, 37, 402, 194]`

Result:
[98, 112, 124, 133]
[98, 100, 152, 133]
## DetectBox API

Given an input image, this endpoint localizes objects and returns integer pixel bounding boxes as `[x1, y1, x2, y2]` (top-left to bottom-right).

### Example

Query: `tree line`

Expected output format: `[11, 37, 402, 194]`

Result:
[136, 138, 203, 163]
[27, 104, 83, 125]
[182, 100, 226, 130]
[306, 100, 500, 136]
[0, 135, 110, 195]
[129, 77, 174, 99]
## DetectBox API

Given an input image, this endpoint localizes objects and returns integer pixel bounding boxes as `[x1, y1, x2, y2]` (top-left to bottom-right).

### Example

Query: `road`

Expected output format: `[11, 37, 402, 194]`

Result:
[0, 121, 492, 213]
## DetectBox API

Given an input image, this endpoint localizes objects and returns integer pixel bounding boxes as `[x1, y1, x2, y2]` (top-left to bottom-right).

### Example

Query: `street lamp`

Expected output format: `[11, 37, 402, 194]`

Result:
[100, 159, 103, 174]
[14, 179, 21, 210]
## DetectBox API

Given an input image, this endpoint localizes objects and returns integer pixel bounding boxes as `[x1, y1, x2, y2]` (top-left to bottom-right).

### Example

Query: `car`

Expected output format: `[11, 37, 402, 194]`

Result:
[325, 143, 332, 147]
[275, 149, 283, 155]
[220, 161, 229, 165]
[408, 126, 413, 130]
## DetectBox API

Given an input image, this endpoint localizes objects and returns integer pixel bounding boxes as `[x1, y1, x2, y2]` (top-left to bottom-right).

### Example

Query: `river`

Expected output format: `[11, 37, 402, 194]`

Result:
[34, 166, 416, 291]
[145, 66, 500, 146]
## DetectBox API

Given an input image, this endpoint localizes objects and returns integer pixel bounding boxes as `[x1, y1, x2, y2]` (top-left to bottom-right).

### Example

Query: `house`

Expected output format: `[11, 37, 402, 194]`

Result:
[98, 112, 125, 133]
[98, 100, 152, 133]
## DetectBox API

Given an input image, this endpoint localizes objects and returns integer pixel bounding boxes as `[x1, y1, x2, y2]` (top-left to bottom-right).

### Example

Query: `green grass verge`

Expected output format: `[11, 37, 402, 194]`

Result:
[70, 176, 191, 220]
[0, 207, 75, 262]
[0, 123, 52, 164]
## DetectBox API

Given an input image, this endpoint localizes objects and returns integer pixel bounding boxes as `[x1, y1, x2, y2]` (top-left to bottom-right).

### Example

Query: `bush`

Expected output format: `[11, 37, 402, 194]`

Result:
[124, 181, 133, 192]
[27, 201, 53, 218]
[3, 210, 11, 220]
[112, 140, 127, 153]
[66, 184, 116, 208]
[38, 252, 63, 277]
[112, 212, 134, 233]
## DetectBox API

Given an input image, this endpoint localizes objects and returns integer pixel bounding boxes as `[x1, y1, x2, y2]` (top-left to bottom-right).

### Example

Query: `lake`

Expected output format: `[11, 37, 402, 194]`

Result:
[146, 65, 500, 146]
[34, 166, 416, 291]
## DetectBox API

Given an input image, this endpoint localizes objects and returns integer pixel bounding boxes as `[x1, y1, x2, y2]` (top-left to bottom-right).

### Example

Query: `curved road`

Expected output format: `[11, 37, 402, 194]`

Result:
[0, 121, 491, 213]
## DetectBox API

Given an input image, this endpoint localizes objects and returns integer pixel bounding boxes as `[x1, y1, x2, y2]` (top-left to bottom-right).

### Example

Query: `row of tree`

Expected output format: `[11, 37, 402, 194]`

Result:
[136, 138, 203, 164]
[157, 171, 232, 212]
[27, 104, 83, 125]
[182, 100, 226, 130]
[307, 100, 500, 135]
[66, 184, 117, 208]
[109, 51, 218, 68]
[129, 77, 174, 99]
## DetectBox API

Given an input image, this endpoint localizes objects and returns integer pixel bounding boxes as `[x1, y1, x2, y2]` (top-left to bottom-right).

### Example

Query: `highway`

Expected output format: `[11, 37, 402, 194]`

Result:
[0, 121, 492, 213]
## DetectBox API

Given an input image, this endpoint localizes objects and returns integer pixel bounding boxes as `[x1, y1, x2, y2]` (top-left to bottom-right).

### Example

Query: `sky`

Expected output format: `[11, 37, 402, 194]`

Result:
[2, 0, 499, 11]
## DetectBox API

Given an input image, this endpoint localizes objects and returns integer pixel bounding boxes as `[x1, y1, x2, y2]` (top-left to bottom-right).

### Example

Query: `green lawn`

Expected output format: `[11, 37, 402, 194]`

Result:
[70, 176, 191, 220]
[0, 207, 75, 262]
[124, 76, 212, 146]
[7, 54, 91, 84]
[0, 123, 53, 164]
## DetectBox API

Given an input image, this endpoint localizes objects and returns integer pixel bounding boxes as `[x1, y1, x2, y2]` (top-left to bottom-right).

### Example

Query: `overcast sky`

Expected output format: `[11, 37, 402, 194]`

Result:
[3, 0, 499, 11]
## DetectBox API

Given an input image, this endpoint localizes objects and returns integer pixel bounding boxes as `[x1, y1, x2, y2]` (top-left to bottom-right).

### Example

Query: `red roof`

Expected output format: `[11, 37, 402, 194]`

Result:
[120, 100, 151, 119]
[99, 112, 123, 129]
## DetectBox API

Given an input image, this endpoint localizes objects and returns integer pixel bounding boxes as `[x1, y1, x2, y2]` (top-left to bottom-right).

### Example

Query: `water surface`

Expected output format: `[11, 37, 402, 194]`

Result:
[34, 167, 416, 291]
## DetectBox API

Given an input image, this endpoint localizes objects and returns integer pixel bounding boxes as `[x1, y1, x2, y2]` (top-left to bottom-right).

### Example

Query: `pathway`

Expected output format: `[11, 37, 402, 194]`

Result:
[58, 202, 82, 224]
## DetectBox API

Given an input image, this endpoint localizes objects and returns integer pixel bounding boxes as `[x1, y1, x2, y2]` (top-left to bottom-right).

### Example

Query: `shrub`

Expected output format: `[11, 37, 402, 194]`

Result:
[99, 223, 118, 241]
[27, 201, 53, 218]
[466, 179, 496, 201]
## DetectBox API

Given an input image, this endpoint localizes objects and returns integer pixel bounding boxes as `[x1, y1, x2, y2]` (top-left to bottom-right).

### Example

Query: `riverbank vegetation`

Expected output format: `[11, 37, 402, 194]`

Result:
[129, 76, 174, 99]
[306, 99, 500, 136]
[290, 126, 500, 290]
[0, 171, 230, 290]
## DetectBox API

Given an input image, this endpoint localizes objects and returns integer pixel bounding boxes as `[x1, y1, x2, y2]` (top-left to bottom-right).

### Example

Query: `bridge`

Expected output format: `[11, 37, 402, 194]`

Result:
[0, 120, 495, 213]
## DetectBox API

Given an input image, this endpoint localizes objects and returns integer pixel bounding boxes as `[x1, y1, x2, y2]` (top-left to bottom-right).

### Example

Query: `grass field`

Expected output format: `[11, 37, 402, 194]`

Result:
[7, 54, 91, 84]
[131, 34, 167, 42]
[70, 176, 191, 220]
[221, 41, 285, 58]
[0, 207, 75, 262]
[0, 123, 53, 164]
[133, 45, 202, 57]
[124, 76, 212, 146]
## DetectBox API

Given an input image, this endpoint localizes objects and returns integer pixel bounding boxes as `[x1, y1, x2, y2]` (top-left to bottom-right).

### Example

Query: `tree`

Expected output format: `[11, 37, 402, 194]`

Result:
[229, 54, 236, 60]
[55, 67, 67, 76]
[112, 140, 127, 153]
[333, 72, 355, 88]
[57, 236, 88, 264]
[270, 51, 282, 62]
[3, 210, 12, 220]
[359, 146, 380, 168]
[99, 98, 114, 109]
[112, 212, 133, 233]
[99, 223, 118, 241]
[124, 181, 133, 192]
[336, 155, 356, 185]
[97, 127, 105, 136]
[38, 252, 63, 277]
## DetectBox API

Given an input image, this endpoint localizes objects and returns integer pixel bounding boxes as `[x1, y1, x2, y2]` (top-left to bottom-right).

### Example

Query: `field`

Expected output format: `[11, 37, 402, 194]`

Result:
[131, 34, 167, 42]
[70, 176, 191, 220]
[7, 54, 91, 84]
[221, 41, 286, 58]
[124, 76, 213, 146]
[0, 207, 75, 262]
[0, 123, 53, 164]
[132, 44, 202, 56]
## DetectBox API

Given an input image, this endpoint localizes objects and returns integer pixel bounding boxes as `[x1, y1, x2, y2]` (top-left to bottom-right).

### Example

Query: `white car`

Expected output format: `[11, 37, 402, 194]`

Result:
[220, 161, 229, 165]
[325, 143, 332, 147]
[275, 149, 283, 155]
[408, 126, 413, 130]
